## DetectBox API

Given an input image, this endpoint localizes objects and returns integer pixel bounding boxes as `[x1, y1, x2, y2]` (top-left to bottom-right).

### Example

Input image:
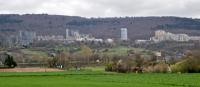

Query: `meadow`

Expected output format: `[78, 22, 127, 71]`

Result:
[0, 70, 199, 87]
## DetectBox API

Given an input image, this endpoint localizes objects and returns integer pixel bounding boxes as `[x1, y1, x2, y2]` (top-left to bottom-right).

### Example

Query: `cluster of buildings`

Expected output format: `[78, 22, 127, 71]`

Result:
[0, 27, 129, 48]
[0, 28, 116, 48]
[136, 30, 200, 44]
[65, 29, 103, 42]
[0, 31, 36, 48]
[19, 29, 115, 46]
[3, 28, 200, 48]
[1, 27, 128, 48]
[37, 29, 104, 42]
[18, 31, 36, 46]
[37, 35, 64, 41]
[151, 30, 200, 42]
[19, 27, 131, 46]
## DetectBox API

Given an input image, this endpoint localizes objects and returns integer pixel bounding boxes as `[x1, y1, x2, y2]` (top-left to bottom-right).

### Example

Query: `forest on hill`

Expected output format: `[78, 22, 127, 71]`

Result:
[1, 14, 200, 40]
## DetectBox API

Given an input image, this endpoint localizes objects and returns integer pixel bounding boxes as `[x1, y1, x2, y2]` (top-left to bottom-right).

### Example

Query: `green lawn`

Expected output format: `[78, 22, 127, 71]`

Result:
[0, 71, 199, 87]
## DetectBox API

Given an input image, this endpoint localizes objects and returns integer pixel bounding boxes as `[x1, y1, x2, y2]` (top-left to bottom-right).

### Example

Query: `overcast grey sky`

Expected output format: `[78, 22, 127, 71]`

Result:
[0, 0, 200, 18]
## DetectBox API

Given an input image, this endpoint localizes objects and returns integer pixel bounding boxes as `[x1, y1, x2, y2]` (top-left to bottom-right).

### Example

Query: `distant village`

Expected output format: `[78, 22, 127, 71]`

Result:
[1, 28, 200, 48]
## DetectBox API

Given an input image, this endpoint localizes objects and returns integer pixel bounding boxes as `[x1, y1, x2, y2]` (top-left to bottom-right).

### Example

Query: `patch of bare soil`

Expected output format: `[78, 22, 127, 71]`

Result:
[0, 68, 63, 72]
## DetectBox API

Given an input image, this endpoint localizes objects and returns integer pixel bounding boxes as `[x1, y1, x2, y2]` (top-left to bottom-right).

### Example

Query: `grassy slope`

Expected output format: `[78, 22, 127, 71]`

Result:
[0, 71, 199, 87]
[21, 49, 48, 57]
[100, 46, 146, 56]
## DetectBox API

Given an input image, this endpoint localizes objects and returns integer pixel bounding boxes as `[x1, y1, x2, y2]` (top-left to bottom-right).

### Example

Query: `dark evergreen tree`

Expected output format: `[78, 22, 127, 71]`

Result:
[4, 54, 17, 68]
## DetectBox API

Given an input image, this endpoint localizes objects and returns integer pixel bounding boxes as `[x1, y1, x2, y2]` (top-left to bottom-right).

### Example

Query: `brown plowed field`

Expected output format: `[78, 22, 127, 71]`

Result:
[0, 68, 63, 72]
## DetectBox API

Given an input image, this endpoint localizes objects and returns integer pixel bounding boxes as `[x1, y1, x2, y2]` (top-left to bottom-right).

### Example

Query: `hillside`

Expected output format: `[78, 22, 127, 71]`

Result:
[1, 14, 200, 40]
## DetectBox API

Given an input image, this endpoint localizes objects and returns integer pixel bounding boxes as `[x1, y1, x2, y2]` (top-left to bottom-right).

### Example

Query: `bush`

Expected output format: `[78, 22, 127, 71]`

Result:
[105, 62, 142, 73]
[153, 63, 169, 73]
[144, 63, 169, 73]
[105, 63, 117, 72]
[105, 63, 114, 72]
[105, 54, 145, 73]
[48, 57, 58, 68]
[171, 51, 200, 73]
[116, 63, 130, 73]
[171, 58, 200, 73]
[171, 60, 188, 73]
[105, 63, 130, 73]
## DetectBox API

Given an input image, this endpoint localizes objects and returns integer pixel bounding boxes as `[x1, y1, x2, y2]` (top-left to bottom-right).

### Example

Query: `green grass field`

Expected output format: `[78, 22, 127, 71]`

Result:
[0, 71, 199, 87]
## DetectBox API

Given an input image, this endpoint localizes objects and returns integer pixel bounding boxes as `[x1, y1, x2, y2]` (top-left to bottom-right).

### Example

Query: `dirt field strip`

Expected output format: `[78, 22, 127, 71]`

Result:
[0, 68, 63, 72]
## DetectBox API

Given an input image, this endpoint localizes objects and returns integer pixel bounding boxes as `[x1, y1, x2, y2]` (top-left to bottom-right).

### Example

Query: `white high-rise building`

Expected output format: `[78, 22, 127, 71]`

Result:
[66, 29, 69, 39]
[121, 28, 128, 41]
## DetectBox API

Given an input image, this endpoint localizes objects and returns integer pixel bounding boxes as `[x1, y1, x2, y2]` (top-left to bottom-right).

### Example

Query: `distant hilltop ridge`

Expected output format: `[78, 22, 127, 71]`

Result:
[1, 14, 200, 40]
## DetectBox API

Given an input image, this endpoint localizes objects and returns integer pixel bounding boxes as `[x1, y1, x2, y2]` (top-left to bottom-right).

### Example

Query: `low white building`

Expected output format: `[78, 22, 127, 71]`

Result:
[135, 40, 149, 44]
[106, 38, 114, 43]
